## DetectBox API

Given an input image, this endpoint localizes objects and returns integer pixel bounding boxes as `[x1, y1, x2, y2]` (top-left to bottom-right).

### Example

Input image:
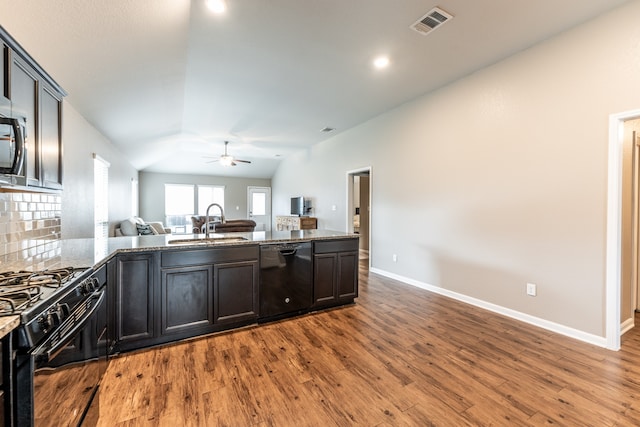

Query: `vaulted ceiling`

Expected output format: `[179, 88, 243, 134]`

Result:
[0, 0, 630, 178]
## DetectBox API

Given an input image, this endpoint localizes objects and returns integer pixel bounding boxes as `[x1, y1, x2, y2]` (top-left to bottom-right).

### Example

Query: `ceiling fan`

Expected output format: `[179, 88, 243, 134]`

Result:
[205, 141, 251, 166]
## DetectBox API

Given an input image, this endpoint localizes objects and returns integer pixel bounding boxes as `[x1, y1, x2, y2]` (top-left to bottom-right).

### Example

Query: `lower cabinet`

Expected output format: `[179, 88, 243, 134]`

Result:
[161, 265, 214, 335]
[313, 239, 359, 308]
[109, 239, 359, 355]
[111, 252, 156, 352]
[214, 260, 259, 324]
[110, 245, 259, 353]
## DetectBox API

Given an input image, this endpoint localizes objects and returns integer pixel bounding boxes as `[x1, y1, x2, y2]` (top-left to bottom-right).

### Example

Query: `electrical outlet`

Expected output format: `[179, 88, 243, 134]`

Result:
[392, 254, 397, 262]
[526, 283, 537, 297]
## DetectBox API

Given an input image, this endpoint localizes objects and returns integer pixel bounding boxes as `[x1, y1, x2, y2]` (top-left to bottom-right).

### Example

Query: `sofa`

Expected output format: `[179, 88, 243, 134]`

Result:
[115, 217, 171, 236]
[190, 216, 256, 233]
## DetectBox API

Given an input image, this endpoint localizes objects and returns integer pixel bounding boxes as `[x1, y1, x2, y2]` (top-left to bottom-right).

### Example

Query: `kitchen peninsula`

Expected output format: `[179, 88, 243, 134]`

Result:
[52, 229, 359, 354]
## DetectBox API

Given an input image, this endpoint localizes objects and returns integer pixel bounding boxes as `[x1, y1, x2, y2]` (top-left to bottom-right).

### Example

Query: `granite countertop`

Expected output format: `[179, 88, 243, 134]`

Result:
[3, 229, 358, 273]
[0, 316, 20, 340]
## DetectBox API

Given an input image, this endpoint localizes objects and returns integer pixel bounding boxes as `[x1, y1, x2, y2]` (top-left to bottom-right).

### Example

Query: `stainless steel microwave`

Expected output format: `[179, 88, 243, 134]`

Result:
[0, 116, 25, 175]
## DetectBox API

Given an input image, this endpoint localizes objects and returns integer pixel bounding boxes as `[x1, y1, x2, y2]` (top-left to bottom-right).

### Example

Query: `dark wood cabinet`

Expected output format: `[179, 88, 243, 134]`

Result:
[111, 245, 260, 354]
[113, 252, 156, 352]
[161, 246, 259, 332]
[1, 26, 65, 190]
[160, 265, 214, 335]
[9, 55, 38, 187]
[214, 259, 259, 324]
[313, 239, 359, 308]
[108, 238, 359, 355]
[1, 42, 9, 109]
[39, 83, 63, 189]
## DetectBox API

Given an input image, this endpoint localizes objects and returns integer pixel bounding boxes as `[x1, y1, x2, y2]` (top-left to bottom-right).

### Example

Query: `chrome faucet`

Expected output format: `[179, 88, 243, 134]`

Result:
[204, 203, 226, 237]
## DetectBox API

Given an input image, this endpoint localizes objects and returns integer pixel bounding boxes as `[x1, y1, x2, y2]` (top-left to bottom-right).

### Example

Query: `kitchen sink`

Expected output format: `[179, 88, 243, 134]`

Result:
[167, 236, 248, 245]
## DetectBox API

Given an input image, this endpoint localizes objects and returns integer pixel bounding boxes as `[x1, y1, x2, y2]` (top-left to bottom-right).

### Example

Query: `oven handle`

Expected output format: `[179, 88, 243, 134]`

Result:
[33, 289, 106, 363]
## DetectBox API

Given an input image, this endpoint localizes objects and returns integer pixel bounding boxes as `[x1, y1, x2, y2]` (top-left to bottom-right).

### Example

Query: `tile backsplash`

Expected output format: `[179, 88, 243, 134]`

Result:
[0, 191, 62, 267]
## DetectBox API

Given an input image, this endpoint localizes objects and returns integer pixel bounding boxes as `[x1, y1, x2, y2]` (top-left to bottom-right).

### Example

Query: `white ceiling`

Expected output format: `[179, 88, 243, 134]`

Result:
[0, 0, 631, 178]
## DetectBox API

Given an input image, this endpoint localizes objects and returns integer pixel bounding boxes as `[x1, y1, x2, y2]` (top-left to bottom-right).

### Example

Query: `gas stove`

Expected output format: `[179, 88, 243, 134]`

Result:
[0, 267, 90, 316]
[10, 264, 108, 427]
[0, 266, 96, 349]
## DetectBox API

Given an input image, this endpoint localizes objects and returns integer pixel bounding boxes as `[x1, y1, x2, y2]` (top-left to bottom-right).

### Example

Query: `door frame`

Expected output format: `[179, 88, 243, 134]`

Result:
[632, 131, 640, 312]
[607, 108, 640, 350]
[346, 166, 372, 269]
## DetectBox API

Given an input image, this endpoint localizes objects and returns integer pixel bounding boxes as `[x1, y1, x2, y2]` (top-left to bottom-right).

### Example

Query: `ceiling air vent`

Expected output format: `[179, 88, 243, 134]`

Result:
[410, 7, 453, 36]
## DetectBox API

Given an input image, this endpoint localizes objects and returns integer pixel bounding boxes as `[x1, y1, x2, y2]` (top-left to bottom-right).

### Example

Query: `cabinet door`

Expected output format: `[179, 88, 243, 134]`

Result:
[337, 251, 358, 300]
[115, 253, 155, 346]
[214, 260, 259, 324]
[313, 253, 337, 305]
[1, 43, 9, 108]
[39, 83, 62, 189]
[10, 56, 38, 186]
[161, 265, 214, 335]
[300, 217, 317, 230]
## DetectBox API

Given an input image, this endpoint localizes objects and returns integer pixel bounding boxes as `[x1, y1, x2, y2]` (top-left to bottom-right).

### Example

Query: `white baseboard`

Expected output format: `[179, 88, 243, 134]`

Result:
[369, 267, 609, 349]
[621, 316, 635, 335]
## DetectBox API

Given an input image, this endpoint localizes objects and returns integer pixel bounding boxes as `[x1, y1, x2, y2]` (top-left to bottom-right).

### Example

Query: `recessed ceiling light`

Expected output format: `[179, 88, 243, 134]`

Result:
[373, 56, 390, 69]
[206, 0, 226, 14]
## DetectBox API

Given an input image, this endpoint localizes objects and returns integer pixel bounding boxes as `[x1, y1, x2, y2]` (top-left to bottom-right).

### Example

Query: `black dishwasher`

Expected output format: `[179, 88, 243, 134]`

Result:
[259, 241, 312, 321]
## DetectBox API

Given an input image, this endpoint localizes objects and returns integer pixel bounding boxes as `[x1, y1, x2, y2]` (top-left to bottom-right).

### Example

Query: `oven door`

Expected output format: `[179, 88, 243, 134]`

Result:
[18, 289, 107, 427]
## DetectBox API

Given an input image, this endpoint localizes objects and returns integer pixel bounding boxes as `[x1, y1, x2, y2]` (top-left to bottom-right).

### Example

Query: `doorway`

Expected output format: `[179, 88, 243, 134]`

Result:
[347, 167, 371, 266]
[622, 121, 640, 314]
[607, 108, 640, 351]
[248, 186, 271, 231]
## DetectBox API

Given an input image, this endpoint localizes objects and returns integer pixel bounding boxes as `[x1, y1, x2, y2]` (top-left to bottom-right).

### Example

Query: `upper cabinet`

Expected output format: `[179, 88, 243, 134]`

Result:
[1, 42, 9, 110]
[1, 25, 66, 191]
[39, 83, 63, 189]
[10, 56, 38, 187]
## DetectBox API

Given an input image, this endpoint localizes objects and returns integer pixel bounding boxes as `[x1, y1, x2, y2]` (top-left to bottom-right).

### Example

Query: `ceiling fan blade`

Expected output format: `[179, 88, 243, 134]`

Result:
[235, 159, 251, 164]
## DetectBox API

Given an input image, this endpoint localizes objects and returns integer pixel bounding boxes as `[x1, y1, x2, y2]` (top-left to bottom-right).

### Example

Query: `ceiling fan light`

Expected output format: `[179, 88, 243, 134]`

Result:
[220, 155, 233, 166]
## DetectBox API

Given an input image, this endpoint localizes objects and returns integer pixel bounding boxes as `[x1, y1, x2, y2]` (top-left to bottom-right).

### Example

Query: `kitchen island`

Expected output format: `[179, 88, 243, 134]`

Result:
[107, 229, 359, 353]
[90, 229, 358, 354]
[2, 229, 359, 354]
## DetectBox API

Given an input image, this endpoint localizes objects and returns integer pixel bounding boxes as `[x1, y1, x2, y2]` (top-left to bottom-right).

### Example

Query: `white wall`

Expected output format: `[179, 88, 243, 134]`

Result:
[138, 171, 271, 223]
[272, 0, 640, 338]
[62, 102, 138, 238]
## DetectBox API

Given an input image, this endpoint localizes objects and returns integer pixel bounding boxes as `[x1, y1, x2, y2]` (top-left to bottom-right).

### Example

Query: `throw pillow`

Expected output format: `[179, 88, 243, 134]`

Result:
[136, 223, 155, 235]
[119, 217, 139, 236]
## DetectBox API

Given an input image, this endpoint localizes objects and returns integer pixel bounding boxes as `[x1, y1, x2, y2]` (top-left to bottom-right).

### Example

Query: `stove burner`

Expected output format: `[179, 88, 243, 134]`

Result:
[0, 267, 84, 315]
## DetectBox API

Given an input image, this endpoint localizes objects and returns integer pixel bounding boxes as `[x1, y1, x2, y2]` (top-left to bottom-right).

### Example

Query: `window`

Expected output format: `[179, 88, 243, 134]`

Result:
[198, 185, 225, 215]
[164, 184, 225, 232]
[93, 154, 110, 241]
[164, 184, 194, 232]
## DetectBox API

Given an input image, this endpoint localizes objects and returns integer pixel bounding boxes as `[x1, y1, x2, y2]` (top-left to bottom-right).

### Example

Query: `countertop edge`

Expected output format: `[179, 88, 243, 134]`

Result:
[0, 316, 20, 339]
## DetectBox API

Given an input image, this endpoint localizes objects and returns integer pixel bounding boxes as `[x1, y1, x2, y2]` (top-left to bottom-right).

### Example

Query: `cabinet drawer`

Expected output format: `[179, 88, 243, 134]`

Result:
[162, 245, 259, 267]
[314, 238, 359, 254]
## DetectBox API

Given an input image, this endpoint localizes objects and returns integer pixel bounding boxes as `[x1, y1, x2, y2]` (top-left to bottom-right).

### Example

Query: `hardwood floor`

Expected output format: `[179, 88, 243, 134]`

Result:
[91, 262, 640, 426]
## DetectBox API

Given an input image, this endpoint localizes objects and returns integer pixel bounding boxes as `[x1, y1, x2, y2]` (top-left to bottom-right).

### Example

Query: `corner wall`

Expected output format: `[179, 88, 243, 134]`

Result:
[61, 103, 138, 239]
[272, 0, 640, 337]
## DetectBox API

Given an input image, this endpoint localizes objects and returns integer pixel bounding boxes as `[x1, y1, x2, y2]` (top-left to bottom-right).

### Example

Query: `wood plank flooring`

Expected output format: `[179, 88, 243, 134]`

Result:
[90, 262, 640, 426]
